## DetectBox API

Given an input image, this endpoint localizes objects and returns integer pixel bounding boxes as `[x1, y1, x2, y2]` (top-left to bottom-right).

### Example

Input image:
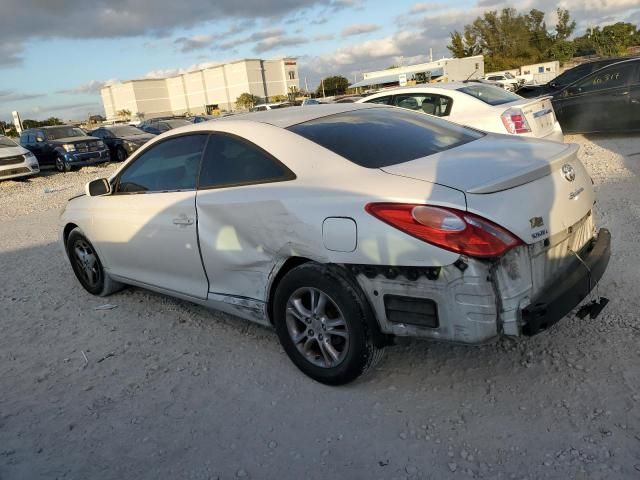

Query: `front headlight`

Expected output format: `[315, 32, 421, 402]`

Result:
[96, 140, 105, 147]
[62, 144, 76, 152]
[24, 151, 35, 158]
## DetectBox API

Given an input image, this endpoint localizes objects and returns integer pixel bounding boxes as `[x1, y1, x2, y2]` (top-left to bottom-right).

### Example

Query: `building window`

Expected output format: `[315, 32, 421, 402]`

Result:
[475, 63, 479, 70]
[288, 71, 295, 80]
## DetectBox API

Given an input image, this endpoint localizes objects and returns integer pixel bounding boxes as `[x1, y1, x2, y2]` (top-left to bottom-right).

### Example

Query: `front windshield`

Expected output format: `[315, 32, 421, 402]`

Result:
[457, 84, 522, 105]
[0, 136, 18, 148]
[108, 126, 146, 136]
[45, 127, 87, 140]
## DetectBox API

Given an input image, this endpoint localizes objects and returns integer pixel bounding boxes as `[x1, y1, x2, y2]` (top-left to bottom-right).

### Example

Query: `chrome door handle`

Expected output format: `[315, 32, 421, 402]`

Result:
[173, 216, 194, 226]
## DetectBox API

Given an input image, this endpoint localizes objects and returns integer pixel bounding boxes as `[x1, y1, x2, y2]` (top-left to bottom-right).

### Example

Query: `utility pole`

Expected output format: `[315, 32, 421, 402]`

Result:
[429, 48, 433, 62]
[321, 78, 326, 98]
[304, 77, 309, 94]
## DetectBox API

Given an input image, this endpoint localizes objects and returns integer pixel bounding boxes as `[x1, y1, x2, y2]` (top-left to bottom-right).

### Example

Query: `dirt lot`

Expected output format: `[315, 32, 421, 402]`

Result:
[1, 134, 639, 480]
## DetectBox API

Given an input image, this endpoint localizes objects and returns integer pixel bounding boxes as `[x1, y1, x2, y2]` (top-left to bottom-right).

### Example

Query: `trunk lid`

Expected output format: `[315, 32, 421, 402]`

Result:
[504, 95, 556, 138]
[381, 134, 594, 244]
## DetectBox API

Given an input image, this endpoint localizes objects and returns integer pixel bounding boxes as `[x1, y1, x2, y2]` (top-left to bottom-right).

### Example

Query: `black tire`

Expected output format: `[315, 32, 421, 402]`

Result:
[55, 155, 68, 173]
[66, 228, 124, 296]
[273, 263, 384, 385]
[115, 146, 127, 162]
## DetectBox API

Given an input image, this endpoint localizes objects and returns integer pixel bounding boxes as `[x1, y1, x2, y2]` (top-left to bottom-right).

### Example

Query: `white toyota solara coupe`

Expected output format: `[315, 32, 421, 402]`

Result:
[60, 104, 610, 384]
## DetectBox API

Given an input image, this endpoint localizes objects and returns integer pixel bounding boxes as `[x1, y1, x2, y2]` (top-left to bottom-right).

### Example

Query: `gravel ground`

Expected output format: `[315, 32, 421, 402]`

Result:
[1, 136, 639, 480]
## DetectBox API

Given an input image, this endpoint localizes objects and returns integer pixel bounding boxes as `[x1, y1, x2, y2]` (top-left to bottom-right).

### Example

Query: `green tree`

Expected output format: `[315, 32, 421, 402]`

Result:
[447, 7, 578, 71]
[22, 119, 41, 129]
[316, 76, 349, 97]
[554, 8, 576, 41]
[546, 40, 577, 63]
[235, 93, 260, 109]
[269, 94, 288, 102]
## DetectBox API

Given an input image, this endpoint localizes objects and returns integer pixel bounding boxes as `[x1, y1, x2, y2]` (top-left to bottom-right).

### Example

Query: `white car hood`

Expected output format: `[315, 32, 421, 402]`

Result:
[380, 134, 574, 194]
[0, 146, 28, 158]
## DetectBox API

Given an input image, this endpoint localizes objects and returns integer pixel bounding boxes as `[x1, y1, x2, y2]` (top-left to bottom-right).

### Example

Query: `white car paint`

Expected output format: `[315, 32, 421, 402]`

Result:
[358, 83, 564, 142]
[60, 104, 608, 350]
[0, 135, 40, 180]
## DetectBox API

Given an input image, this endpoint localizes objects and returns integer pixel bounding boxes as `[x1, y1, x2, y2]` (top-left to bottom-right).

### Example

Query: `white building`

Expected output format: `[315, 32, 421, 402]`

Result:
[351, 55, 484, 90]
[101, 58, 299, 120]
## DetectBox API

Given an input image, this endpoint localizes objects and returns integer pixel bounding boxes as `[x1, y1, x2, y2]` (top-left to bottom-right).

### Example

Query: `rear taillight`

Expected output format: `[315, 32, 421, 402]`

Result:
[501, 108, 531, 134]
[365, 203, 523, 258]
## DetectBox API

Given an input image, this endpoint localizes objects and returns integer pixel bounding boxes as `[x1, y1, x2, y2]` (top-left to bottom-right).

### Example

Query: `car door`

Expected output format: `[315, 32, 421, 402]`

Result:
[554, 62, 635, 133]
[86, 134, 210, 298]
[195, 133, 296, 300]
[33, 130, 56, 166]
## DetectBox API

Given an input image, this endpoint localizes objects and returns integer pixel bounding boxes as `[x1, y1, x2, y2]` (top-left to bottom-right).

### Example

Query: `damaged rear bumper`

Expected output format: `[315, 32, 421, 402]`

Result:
[521, 228, 611, 335]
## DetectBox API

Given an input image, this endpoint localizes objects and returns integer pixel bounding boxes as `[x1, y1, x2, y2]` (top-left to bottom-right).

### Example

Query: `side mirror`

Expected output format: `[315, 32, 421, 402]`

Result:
[86, 178, 111, 196]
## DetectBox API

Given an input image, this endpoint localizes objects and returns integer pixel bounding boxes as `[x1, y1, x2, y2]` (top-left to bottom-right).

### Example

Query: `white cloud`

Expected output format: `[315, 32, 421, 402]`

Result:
[341, 23, 380, 37]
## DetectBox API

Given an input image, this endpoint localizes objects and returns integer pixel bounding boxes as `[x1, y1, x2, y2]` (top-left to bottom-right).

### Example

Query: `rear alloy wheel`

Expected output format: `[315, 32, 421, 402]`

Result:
[55, 155, 68, 172]
[116, 146, 127, 162]
[273, 263, 384, 385]
[66, 228, 123, 296]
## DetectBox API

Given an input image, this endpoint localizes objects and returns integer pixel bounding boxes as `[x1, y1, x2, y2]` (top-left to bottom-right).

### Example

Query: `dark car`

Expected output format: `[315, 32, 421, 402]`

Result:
[518, 57, 630, 98]
[138, 118, 191, 135]
[189, 115, 216, 123]
[546, 57, 640, 134]
[90, 125, 155, 162]
[20, 125, 110, 172]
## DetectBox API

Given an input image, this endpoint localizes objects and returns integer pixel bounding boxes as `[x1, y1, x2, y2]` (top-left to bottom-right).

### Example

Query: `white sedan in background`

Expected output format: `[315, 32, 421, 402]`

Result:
[0, 135, 39, 180]
[359, 83, 564, 142]
[60, 104, 608, 384]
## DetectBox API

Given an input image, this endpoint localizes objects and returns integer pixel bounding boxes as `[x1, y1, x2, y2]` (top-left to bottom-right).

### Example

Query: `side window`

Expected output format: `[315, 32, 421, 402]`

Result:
[116, 134, 208, 193]
[20, 133, 29, 145]
[364, 95, 391, 105]
[199, 134, 294, 189]
[574, 64, 634, 94]
[157, 122, 171, 132]
[392, 94, 452, 117]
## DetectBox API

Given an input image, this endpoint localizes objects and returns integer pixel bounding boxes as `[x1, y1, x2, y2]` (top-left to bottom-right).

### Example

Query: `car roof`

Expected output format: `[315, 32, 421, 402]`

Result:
[364, 82, 476, 95]
[213, 103, 379, 128]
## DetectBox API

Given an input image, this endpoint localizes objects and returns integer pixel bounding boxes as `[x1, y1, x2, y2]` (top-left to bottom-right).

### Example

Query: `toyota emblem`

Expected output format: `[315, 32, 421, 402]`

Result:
[561, 163, 576, 182]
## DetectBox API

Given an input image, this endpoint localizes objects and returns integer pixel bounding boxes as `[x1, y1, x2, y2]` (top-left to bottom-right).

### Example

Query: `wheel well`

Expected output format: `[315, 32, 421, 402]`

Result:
[63, 223, 79, 246]
[266, 256, 310, 324]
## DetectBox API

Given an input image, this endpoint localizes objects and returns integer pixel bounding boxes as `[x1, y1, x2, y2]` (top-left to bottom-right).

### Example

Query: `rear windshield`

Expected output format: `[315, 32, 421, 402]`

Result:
[457, 84, 522, 105]
[288, 107, 483, 168]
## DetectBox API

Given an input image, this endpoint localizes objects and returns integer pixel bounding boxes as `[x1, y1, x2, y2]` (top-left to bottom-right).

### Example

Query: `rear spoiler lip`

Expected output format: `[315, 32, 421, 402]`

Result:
[466, 142, 579, 195]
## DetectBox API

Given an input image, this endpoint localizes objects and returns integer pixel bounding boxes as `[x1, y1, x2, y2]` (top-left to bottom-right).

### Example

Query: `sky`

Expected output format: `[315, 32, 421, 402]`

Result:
[0, 0, 638, 122]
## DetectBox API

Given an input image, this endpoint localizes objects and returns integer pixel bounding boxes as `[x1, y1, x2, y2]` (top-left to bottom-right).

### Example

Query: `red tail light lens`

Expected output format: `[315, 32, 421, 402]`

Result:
[365, 203, 523, 258]
[501, 108, 531, 134]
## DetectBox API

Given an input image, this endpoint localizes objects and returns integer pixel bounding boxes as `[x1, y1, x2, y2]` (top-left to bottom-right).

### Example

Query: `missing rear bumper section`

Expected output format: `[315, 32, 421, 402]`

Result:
[522, 228, 611, 335]
[349, 228, 611, 344]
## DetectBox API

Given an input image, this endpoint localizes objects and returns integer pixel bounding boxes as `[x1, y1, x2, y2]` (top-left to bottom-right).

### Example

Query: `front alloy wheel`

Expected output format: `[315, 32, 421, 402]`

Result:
[66, 228, 124, 296]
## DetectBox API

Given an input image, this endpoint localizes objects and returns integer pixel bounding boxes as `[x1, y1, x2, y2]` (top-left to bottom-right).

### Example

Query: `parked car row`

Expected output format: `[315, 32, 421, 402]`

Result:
[0, 135, 40, 181]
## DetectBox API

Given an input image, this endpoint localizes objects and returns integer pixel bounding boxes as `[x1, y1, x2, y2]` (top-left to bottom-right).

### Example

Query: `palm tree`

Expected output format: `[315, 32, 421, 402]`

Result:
[116, 109, 131, 121]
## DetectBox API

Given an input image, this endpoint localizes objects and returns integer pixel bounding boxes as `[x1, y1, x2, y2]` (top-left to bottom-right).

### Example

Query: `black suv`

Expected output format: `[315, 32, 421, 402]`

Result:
[20, 125, 110, 172]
